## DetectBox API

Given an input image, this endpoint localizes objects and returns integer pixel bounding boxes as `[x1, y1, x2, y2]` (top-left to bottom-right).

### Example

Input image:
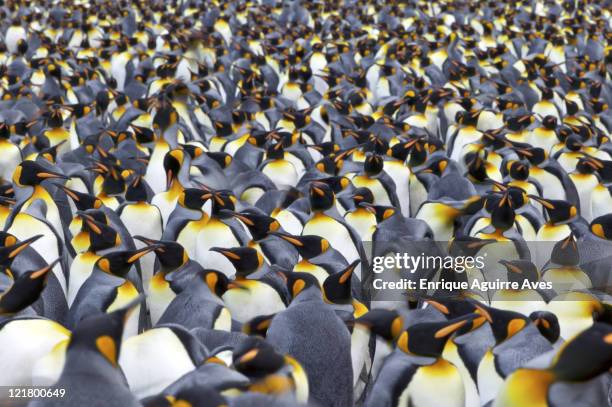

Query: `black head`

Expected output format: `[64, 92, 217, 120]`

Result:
[233, 336, 285, 378]
[355, 309, 403, 341]
[529, 311, 560, 344]
[0, 259, 57, 315]
[13, 160, 68, 187]
[550, 234, 580, 266]
[500, 259, 540, 284]
[97, 246, 160, 277]
[323, 260, 359, 304]
[178, 188, 213, 211]
[397, 315, 477, 357]
[271, 232, 330, 259]
[61, 185, 103, 211]
[308, 181, 335, 211]
[134, 236, 189, 272]
[591, 214, 612, 240]
[0, 235, 42, 268]
[210, 247, 263, 277]
[242, 314, 275, 337]
[223, 210, 280, 241]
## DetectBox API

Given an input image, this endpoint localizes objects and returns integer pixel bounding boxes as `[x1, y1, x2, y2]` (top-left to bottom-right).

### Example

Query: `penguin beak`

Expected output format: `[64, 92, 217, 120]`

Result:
[340, 260, 360, 283]
[425, 300, 450, 315]
[271, 232, 303, 247]
[5, 234, 43, 259]
[30, 258, 60, 279]
[499, 260, 522, 274]
[527, 195, 554, 209]
[127, 245, 163, 263]
[37, 170, 68, 180]
[210, 247, 240, 260]
[433, 318, 472, 339]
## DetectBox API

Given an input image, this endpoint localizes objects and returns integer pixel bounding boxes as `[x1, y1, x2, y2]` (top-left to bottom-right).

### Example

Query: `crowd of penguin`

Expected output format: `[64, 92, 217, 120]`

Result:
[0, 0, 610, 406]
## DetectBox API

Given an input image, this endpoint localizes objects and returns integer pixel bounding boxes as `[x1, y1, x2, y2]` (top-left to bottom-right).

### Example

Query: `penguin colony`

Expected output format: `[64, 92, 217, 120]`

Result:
[0, 0, 610, 406]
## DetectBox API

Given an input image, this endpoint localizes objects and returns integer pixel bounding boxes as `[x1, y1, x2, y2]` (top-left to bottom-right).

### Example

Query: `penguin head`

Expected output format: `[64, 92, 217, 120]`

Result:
[0, 259, 58, 315]
[500, 260, 540, 285]
[125, 176, 151, 203]
[351, 187, 375, 206]
[363, 154, 384, 176]
[202, 269, 229, 298]
[528, 195, 577, 224]
[425, 297, 489, 332]
[0, 234, 42, 268]
[514, 146, 546, 166]
[210, 247, 263, 277]
[529, 311, 560, 344]
[221, 209, 281, 241]
[282, 271, 321, 300]
[590, 214, 612, 240]
[490, 192, 516, 231]
[61, 185, 103, 211]
[134, 236, 189, 273]
[355, 309, 403, 341]
[473, 303, 528, 345]
[233, 336, 285, 378]
[322, 260, 359, 304]
[97, 246, 161, 277]
[270, 232, 330, 259]
[541, 115, 558, 130]
[242, 314, 276, 337]
[67, 299, 141, 368]
[178, 188, 213, 211]
[317, 176, 351, 194]
[308, 181, 335, 211]
[163, 149, 185, 189]
[360, 203, 397, 222]
[152, 100, 179, 132]
[550, 234, 580, 266]
[397, 315, 477, 358]
[550, 322, 612, 382]
[12, 160, 68, 187]
[78, 212, 121, 252]
[508, 161, 530, 181]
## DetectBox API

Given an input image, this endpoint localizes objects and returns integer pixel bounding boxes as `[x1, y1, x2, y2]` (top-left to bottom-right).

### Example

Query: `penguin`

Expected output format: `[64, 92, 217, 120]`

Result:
[0, 259, 57, 316]
[30, 302, 142, 407]
[118, 175, 163, 294]
[302, 181, 366, 278]
[0, 316, 71, 386]
[266, 272, 353, 407]
[218, 247, 286, 323]
[270, 232, 331, 284]
[354, 308, 404, 384]
[474, 303, 553, 405]
[151, 148, 191, 227]
[157, 269, 231, 331]
[232, 336, 309, 404]
[0, 122, 22, 184]
[68, 246, 156, 338]
[118, 325, 208, 399]
[365, 315, 478, 407]
[494, 323, 612, 407]
[491, 259, 548, 316]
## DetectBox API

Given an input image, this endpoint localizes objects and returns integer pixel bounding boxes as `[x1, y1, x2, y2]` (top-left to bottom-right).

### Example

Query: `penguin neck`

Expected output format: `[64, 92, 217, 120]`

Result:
[292, 286, 323, 304]
[166, 178, 184, 198]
